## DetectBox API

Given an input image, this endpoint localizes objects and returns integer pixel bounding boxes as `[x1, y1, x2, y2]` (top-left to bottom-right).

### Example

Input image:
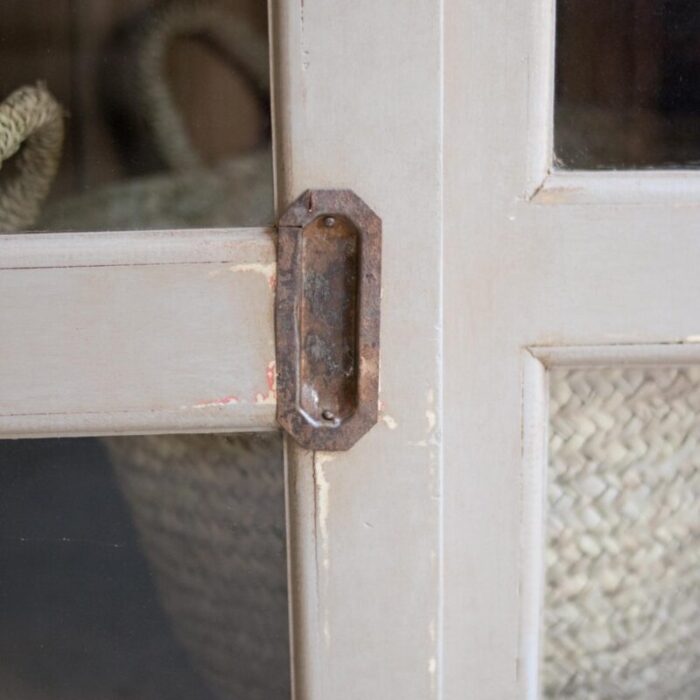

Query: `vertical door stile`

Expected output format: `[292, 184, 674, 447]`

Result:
[270, 2, 445, 699]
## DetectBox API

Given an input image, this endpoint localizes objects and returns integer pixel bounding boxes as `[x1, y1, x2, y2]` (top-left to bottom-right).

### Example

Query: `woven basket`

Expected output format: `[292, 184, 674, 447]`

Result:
[3, 3, 284, 699]
[106, 433, 288, 700]
[40, 0, 273, 231]
[85, 3, 285, 699]
[545, 366, 700, 699]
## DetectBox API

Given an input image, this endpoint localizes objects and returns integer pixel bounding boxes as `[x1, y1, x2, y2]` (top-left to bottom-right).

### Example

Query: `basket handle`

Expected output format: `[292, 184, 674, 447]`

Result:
[136, 0, 270, 172]
[0, 84, 64, 232]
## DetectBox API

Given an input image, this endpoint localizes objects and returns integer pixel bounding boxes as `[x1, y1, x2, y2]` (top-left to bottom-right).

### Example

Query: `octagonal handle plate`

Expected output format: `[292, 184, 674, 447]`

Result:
[276, 190, 381, 451]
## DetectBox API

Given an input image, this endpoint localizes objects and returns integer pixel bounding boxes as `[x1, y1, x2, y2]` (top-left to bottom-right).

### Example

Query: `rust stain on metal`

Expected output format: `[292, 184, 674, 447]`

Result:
[276, 190, 381, 451]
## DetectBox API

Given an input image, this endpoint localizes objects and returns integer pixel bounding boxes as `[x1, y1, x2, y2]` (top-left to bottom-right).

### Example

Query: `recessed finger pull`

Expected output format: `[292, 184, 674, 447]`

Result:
[276, 190, 381, 451]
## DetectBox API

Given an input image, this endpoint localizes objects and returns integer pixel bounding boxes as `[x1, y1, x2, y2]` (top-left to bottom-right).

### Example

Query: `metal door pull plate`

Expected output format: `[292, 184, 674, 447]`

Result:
[276, 190, 381, 451]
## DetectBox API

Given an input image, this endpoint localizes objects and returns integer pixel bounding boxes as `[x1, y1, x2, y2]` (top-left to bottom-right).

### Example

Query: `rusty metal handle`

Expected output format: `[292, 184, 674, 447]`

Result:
[276, 190, 382, 451]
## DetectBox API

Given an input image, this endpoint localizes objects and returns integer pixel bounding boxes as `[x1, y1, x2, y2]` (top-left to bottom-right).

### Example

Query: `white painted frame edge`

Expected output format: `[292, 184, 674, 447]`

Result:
[525, 0, 700, 206]
[0, 227, 276, 268]
[518, 342, 700, 699]
[0, 226, 277, 438]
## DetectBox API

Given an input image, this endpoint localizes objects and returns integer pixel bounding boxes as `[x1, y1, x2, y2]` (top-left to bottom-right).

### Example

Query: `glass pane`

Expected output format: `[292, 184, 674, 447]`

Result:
[0, 1, 272, 232]
[555, 0, 700, 169]
[0, 433, 289, 699]
[543, 367, 700, 699]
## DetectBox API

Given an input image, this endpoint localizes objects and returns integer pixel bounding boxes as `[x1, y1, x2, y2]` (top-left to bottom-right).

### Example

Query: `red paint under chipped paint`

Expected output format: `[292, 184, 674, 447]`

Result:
[194, 395, 240, 408]
[267, 360, 277, 392]
[254, 361, 277, 405]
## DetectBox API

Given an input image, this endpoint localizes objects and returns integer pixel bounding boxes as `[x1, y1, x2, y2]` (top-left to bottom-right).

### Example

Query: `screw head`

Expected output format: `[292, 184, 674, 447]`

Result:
[321, 409, 336, 421]
[323, 216, 336, 228]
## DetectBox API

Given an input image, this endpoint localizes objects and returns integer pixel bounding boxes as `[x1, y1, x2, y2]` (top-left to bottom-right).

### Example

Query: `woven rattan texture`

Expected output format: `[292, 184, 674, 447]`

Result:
[544, 367, 700, 699]
[105, 434, 289, 700]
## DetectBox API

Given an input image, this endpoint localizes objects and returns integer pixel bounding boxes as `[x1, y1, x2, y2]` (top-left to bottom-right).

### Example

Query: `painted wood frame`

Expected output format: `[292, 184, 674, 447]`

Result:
[1, 2, 444, 699]
[13, 0, 693, 696]
[10, 0, 700, 700]
[271, 2, 443, 698]
[443, 0, 700, 697]
[0, 227, 276, 437]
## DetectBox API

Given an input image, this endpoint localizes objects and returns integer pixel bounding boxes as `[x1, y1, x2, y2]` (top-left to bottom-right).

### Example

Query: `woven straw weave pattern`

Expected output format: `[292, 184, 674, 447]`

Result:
[544, 367, 700, 699]
[105, 434, 289, 700]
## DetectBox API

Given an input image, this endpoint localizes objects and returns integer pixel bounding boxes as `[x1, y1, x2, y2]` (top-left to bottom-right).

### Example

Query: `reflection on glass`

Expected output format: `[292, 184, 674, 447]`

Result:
[0, 0, 272, 232]
[555, 0, 700, 169]
[0, 433, 289, 699]
[543, 367, 700, 699]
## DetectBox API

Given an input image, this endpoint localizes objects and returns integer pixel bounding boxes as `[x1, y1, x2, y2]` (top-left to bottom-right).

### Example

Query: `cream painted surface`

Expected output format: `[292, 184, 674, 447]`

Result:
[7, 0, 693, 696]
[444, 0, 700, 697]
[271, 1, 443, 699]
[0, 228, 276, 437]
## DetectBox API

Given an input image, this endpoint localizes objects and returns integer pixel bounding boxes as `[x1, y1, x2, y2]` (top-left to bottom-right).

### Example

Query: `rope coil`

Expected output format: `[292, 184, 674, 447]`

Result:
[0, 83, 64, 232]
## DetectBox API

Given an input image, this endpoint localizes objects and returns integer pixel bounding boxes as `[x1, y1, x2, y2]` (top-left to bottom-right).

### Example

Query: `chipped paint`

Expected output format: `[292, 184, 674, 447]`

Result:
[382, 414, 398, 430]
[314, 451, 334, 648]
[193, 395, 239, 408]
[229, 262, 276, 291]
[255, 360, 277, 404]
[428, 618, 438, 691]
[315, 452, 333, 558]
[426, 388, 436, 431]
[266, 360, 277, 392]
[531, 184, 584, 204]
[229, 261, 275, 275]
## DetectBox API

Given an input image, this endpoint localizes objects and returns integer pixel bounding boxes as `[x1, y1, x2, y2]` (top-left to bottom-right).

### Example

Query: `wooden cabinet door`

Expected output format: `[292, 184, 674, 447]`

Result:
[1, 2, 443, 699]
[443, 1, 700, 698]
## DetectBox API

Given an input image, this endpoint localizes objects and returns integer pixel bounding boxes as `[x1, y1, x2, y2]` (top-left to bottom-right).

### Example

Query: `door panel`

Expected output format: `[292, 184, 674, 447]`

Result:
[444, 0, 700, 697]
[2, 1, 446, 698]
[271, 1, 443, 698]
